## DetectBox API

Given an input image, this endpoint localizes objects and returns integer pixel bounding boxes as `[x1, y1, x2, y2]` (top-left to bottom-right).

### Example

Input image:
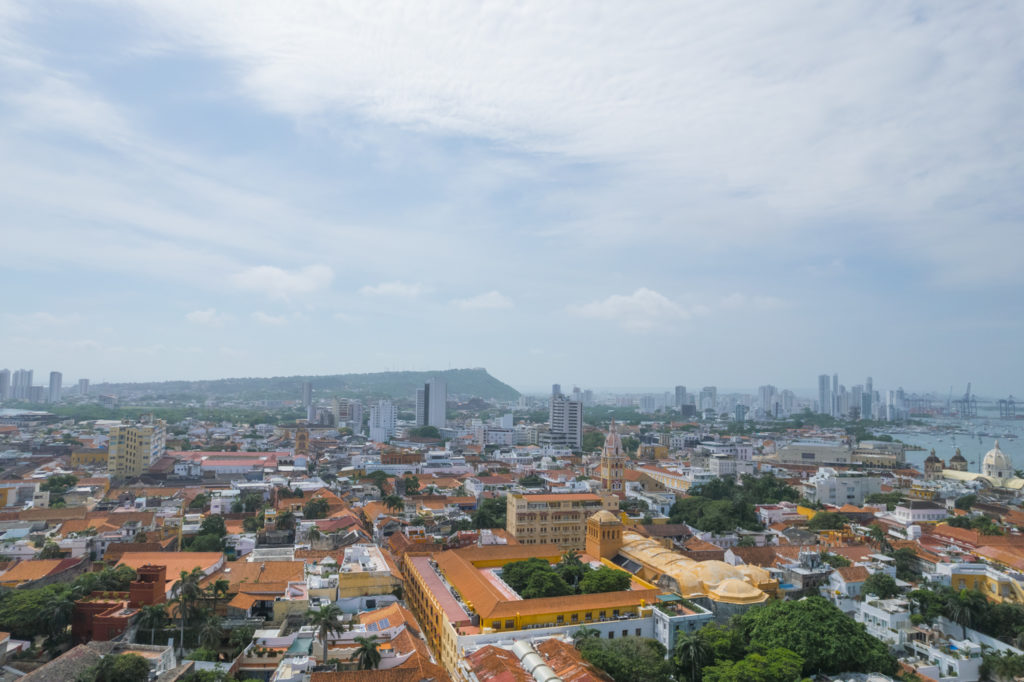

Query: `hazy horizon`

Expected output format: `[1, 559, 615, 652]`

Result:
[3, 3, 1022, 395]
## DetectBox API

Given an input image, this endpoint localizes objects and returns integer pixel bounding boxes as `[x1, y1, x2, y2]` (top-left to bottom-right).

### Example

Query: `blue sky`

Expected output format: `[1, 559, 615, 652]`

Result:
[1, 1, 1022, 395]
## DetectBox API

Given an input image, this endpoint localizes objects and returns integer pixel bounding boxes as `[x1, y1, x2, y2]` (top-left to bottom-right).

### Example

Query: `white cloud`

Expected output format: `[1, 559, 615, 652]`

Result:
[452, 291, 513, 310]
[720, 293, 787, 311]
[569, 288, 697, 332]
[230, 265, 334, 299]
[251, 311, 288, 325]
[358, 281, 425, 297]
[185, 308, 230, 326]
[3, 312, 82, 330]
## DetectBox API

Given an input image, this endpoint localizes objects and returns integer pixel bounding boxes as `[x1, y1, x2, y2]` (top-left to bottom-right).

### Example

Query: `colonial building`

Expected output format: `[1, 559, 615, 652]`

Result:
[600, 421, 627, 498]
[506, 493, 617, 550]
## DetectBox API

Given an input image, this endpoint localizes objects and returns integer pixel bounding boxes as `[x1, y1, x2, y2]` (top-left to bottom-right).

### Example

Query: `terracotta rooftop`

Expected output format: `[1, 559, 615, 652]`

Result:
[836, 566, 870, 583]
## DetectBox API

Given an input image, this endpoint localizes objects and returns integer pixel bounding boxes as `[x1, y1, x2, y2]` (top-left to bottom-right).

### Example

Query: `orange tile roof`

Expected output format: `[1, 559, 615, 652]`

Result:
[116, 552, 224, 592]
[0, 559, 69, 584]
[201, 559, 304, 592]
[836, 566, 870, 583]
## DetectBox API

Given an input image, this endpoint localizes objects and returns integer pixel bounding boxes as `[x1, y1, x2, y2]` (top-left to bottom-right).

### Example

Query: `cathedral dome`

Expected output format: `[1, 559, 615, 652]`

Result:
[983, 441, 1013, 479]
[591, 510, 621, 525]
[924, 449, 941, 464]
[950, 448, 968, 463]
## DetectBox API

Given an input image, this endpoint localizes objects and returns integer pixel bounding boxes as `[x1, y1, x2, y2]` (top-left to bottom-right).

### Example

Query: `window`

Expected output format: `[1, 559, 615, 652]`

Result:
[505, 620, 514, 629]
[491, 621, 500, 629]
[556, 615, 564, 624]
[612, 610, 619, 617]
[571, 614, 578, 623]
[584, 613, 592, 621]
[608, 632, 614, 639]
[636, 628, 641, 636]
[599, 611, 606, 618]
[622, 630, 628, 637]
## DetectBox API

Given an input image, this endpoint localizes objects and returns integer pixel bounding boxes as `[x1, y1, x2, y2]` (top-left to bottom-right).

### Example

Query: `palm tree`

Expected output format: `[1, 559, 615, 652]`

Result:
[673, 632, 713, 682]
[206, 578, 231, 614]
[308, 604, 345, 665]
[867, 524, 892, 553]
[277, 511, 296, 531]
[197, 612, 223, 651]
[349, 635, 382, 670]
[171, 567, 205, 653]
[40, 592, 75, 645]
[946, 589, 986, 639]
[383, 495, 404, 513]
[137, 604, 168, 645]
[572, 625, 601, 650]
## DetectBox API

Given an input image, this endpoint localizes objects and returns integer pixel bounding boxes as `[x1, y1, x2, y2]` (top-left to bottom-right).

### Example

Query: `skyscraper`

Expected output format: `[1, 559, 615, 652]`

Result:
[0, 369, 9, 401]
[864, 376, 873, 419]
[11, 369, 32, 401]
[368, 400, 397, 442]
[832, 374, 839, 417]
[78, 378, 89, 396]
[818, 374, 831, 415]
[416, 378, 447, 429]
[699, 386, 717, 412]
[675, 385, 686, 408]
[548, 390, 583, 449]
[48, 371, 62, 403]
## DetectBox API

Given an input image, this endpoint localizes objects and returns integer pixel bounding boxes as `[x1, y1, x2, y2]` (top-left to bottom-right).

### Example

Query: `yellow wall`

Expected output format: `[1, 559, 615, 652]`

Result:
[71, 449, 109, 467]
[337, 571, 401, 599]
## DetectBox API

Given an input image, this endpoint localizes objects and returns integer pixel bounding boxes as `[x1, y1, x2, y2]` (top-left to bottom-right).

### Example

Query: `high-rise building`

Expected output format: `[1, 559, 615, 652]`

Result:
[78, 378, 89, 396]
[548, 388, 583, 449]
[0, 369, 9, 401]
[48, 371, 62, 403]
[416, 378, 448, 430]
[675, 385, 687, 408]
[699, 386, 717, 412]
[818, 374, 831, 416]
[864, 376, 873, 419]
[415, 388, 427, 426]
[11, 369, 32, 400]
[368, 400, 397, 443]
[107, 417, 167, 478]
[600, 421, 627, 498]
[301, 381, 312, 408]
[832, 374, 839, 417]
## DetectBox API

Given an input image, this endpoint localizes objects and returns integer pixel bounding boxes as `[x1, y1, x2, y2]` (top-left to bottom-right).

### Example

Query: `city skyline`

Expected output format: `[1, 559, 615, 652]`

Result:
[2, 3, 1022, 392]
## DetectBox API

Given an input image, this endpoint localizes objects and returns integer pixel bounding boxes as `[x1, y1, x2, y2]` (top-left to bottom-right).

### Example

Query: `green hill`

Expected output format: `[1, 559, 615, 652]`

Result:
[91, 368, 520, 402]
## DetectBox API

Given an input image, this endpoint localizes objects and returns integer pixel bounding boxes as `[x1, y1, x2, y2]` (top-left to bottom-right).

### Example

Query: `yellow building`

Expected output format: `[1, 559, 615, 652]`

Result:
[71, 448, 109, 468]
[403, 543, 657, 676]
[586, 510, 775, 615]
[637, 444, 669, 460]
[107, 419, 167, 478]
[506, 493, 617, 549]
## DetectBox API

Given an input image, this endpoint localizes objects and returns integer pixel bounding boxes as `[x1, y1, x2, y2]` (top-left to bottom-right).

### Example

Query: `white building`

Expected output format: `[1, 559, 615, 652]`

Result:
[47, 371, 62, 403]
[547, 391, 582, 450]
[368, 400, 398, 443]
[800, 468, 882, 506]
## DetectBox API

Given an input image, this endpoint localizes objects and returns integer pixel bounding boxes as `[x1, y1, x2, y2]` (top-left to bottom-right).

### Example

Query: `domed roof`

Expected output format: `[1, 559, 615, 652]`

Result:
[689, 560, 743, 587]
[708, 578, 769, 604]
[591, 510, 621, 525]
[951, 447, 967, 463]
[666, 567, 705, 598]
[984, 440, 1011, 471]
[924, 449, 941, 463]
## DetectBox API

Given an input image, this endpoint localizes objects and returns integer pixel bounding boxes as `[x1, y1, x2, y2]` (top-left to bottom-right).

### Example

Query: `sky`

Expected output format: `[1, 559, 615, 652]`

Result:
[1, 1, 1022, 396]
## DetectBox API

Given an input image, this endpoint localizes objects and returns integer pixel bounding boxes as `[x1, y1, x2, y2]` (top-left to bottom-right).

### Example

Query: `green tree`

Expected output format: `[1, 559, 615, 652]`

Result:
[366, 470, 390, 494]
[472, 496, 507, 529]
[807, 511, 846, 531]
[582, 431, 606, 452]
[518, 474, 545, 487]
[303, 497, 330, 520]
[308, 604, 345, 665]
[735, 596, 897, 676]
[137, 604, 168, 645]
[276, 510, 296, 531]
[78, 653, 152, 682]
[820, 552, 851, 568]
[579, 566, 631, 594]
[188, 534, 223, 552]
[863, 573, 899, 599]
[955, 494, 977, 511]
[403, 476, 420, 495]
[383, 495, 404, 513]
[579, 636, 672, 682]
[572, 625, 601, 650]
[38, 542, 63, 559]
[242, 516, 261, 532]
[189, 493, 209, 510]
[197, 613, 223, 650]
[890, 547, 921, 581]
[520, 570, 573, 599]
[702, 648, 804, 682]
[946, 588, 987, 639]
[673, 632, 713, 682]
[199, 515, 227, 537]
[349, 635, 382, 670]
[867, 524, 892, 553]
